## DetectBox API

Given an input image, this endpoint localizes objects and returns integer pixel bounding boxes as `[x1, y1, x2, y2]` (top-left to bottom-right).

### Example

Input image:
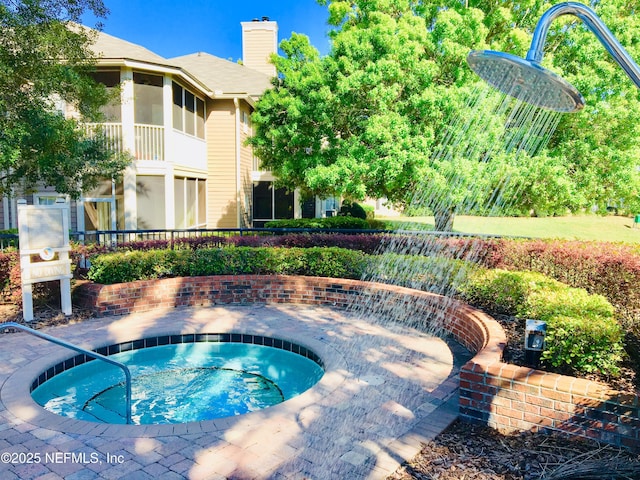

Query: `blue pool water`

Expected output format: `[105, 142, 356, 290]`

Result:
[32, 340, 324, 425]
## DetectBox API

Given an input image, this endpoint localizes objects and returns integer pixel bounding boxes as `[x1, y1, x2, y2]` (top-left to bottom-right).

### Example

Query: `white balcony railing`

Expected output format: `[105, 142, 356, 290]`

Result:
[83, 123, 123, 155]
[135, 124, 164, 161]
[82, 123, 164, 161]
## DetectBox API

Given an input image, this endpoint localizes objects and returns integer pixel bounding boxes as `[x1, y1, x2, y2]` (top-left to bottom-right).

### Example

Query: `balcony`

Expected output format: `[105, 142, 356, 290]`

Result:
[134, 124, 164, 161]
[83, 123, 165, 161]
[83, 123, 124, 155]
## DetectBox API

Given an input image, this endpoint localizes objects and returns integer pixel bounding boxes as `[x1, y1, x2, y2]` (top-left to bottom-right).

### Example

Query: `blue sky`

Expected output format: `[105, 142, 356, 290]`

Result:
[82, 0, 332, 61]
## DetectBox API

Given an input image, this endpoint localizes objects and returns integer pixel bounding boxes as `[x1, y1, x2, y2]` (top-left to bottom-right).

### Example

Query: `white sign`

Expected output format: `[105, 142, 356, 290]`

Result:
[18, 199, 72, 321]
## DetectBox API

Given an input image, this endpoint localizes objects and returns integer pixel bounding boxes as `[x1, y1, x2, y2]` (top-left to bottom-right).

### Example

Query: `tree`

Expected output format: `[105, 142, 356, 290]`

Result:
[250, 0, 640, 230]
[0, 0, 129, 198]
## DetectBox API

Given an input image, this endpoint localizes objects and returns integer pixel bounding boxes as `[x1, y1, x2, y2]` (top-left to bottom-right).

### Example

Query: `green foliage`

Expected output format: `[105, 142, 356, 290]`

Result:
[361, 203, 375, 220]
[87, 247, 368, 284]
[542, 315, 623, 378]
[461, 269, 565, 316]
[338, 201, 367, 219]
[461, 268, 623, 376]
[87, 250, 186, 284]
[265, 216, 385, 229]
[0, 0, 129, 198]
[251, 1, 640, 228]
[486, 239, 640, 332]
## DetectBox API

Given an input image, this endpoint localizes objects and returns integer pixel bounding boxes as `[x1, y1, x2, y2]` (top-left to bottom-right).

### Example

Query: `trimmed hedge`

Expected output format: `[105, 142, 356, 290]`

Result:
[461, 269, 623, 376]
[264, 216, 386, 230]
[229, 233, 387, 254]
[87, 247, 368, 285]
[85, 244, 625, 377]
[338, 201, 367, 219]
[483, 239, 640, 332]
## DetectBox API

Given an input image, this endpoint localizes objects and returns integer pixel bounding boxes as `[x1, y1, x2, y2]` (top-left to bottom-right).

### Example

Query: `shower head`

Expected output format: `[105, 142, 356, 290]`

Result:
[467, 50, 585, 113]
[467, 2, 640, 114]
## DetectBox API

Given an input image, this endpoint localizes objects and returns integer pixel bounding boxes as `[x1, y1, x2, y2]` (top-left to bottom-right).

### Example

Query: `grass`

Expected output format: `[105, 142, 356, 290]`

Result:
[380, 214, 640, 243]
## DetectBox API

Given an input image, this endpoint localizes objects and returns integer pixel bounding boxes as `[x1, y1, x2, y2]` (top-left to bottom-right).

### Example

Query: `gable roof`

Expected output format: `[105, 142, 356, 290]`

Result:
[170, 52, 273, 99]
[89, 28, 174, 67]
[86, 28, 273, 100]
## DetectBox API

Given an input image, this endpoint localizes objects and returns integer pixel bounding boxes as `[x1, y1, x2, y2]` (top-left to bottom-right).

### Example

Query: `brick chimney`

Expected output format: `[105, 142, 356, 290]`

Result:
[241, 17, 278, 77]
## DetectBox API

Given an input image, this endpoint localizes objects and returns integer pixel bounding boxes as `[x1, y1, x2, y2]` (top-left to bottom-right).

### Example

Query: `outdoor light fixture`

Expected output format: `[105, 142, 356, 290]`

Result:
[524, 319, 547, 368]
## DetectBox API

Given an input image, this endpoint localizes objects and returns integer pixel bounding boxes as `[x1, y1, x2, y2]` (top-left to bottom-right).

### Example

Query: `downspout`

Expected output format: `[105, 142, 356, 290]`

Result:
[234, 97, 242, 227]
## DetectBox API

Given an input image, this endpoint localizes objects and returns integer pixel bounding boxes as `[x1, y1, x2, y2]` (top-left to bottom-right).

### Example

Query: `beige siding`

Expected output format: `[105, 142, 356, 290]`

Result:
[206, 99, 238, 228]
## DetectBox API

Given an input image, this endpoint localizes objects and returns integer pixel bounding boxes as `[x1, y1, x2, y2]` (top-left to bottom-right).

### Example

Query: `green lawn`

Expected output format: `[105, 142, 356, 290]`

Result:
[381, 214, 640, 243]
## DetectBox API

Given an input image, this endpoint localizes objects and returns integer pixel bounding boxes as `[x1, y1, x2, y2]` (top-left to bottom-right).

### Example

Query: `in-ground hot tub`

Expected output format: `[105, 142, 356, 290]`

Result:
[31, 333, 324, 425]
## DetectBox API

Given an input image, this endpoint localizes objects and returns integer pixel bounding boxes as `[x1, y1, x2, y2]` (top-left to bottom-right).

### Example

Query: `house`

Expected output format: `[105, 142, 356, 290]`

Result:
[1, 18, 337, 232]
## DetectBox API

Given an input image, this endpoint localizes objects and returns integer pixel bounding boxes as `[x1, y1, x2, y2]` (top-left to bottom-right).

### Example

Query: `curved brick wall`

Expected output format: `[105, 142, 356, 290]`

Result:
[74, 275, 638, 451]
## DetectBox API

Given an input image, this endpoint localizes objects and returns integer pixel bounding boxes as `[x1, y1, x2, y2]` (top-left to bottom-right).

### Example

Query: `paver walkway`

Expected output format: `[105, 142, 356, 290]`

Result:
[0, 304, 469, 479]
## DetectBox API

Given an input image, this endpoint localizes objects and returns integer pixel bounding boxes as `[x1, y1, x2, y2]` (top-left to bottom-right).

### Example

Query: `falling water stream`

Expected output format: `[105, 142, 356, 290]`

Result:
[301, 80, 567, 478]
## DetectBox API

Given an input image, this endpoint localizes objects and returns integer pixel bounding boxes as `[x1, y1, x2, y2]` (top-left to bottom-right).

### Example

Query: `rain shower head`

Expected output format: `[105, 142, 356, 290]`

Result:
[467, 50, 585, 113]
[467, 2, 640, 113]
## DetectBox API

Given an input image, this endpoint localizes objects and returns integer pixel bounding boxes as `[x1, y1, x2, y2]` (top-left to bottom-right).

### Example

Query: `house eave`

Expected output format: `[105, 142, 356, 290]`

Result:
[95, 58, 214, 97]
[210, 92, 258, 106]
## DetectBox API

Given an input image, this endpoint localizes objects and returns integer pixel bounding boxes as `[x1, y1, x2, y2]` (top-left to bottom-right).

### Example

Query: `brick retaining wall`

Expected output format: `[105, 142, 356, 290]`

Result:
[74, 275, 639, 450]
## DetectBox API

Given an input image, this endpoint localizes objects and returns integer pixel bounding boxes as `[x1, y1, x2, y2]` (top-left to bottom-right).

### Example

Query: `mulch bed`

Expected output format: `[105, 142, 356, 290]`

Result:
[389, 420, 640, 480]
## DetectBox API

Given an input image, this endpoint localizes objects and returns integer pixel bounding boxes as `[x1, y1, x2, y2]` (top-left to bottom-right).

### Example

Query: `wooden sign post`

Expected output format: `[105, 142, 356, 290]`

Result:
[18, 198, 72, 322]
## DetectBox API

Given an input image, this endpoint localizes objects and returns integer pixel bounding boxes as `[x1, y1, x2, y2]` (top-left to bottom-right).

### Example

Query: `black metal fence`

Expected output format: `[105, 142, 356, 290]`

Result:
[0, 227, 515, 251]
[69, 228, 391, 247]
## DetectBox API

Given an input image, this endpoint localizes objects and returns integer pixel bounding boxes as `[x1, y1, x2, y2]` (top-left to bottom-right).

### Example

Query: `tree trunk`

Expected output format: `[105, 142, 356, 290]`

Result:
[434, 207, 455, 232]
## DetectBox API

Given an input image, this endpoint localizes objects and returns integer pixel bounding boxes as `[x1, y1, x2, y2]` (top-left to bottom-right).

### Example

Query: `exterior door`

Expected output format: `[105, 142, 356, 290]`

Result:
[83, 199, 116, 231]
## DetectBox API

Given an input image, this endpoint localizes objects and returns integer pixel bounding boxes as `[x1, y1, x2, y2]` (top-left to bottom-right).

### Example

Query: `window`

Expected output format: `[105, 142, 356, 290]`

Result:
[184, 90, 195, 136]
[174, 177, 206, 228]
[275, 186, 294, 218]
[197, 179, 206, 225]
[34, 194, 65, 205]
[241, 110, 251, 134]
[134, 72, 163, 126]
[252, 181, 294, 224]
[90, 70, 121, 122]
[196, 98, 205, 138]
[253, 182, 272, 220]
[171, 81, 205, 139]
[172, 83, 183, 131]
[137, 175, 166, 229]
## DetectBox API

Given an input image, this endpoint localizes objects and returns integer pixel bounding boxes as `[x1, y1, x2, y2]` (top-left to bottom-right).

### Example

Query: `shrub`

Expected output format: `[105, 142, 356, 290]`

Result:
[230, 233, 387, 254]
[87, 249, 188, 284]
[0, 251, 20, 302]
[299, 247, 368, 278]
[87, 246, 368, 284]
[461, 269, 550, 315]
[542, 314, 623, 377]
[362, 204, 375, 220]
[338, 201, 367, 219]
[265, 216, 384, 230]
[460, 268, 623, 376]
[484, 239, 640, 332]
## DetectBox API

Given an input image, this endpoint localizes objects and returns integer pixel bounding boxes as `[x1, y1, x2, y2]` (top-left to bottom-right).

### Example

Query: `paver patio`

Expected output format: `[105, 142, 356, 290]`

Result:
[0, 304, 469, 479]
